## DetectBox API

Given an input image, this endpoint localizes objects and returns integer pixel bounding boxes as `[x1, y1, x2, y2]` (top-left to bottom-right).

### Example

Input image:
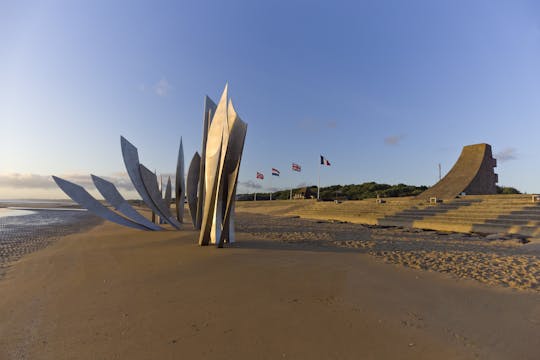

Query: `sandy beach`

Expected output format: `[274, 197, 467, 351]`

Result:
[0, 209, 102, 278]
[1, 211, 539, 359]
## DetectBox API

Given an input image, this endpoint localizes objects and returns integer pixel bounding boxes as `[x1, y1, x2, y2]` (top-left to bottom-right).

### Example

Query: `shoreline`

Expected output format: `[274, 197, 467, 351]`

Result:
[0, 210, 102, 278]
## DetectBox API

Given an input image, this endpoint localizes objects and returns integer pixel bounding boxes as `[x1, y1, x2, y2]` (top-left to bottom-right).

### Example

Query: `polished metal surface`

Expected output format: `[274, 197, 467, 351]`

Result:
[91, 174, 162, 230]
[165, 176, 172, 213]
[197, 85, 247, 247]
[52, 86, 245, 236]
[216, 99, 247, 246]
[120, 136, 175, 228]
[52, 176, 149, 231]
[186, 152, 201, 227]
[175, 138, 185, 223]
[198, 85, 227, 245]
[196, 96, 217, 230]
[139, 164, 181, 229]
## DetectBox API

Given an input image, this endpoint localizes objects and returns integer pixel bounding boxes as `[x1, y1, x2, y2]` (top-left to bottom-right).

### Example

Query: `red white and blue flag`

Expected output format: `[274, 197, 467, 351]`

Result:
[256, 172, 264, 180]
[292, 163, 301, 172]
[272, 168, 280, 176]
[320, 155, 331, 166]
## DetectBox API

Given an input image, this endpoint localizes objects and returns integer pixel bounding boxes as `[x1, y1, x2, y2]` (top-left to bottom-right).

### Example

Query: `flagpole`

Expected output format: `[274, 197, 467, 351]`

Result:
[269, 175, 272, 201]
[290, 165, 293, 200]
[317, 160, 320, 201]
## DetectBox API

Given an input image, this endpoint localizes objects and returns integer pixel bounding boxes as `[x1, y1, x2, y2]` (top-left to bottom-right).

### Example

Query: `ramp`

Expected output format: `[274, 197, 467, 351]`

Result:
[417, 143, 498, 200]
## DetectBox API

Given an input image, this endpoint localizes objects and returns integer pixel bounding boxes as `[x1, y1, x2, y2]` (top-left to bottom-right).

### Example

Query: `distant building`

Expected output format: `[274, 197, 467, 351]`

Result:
[293, 187, 314, 199]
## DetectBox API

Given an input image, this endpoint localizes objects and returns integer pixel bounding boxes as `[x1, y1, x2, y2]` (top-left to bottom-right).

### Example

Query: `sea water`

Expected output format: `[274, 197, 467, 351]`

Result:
[0, 208, 36, 218]
[0, 206, 101, 274]
[0, 208, 85, 230]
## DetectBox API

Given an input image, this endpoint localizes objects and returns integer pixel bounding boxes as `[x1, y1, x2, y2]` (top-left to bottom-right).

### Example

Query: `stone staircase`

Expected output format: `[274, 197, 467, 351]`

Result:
[234, 200, 309, 216]
[236, 195, 540, 237]
[290, 197, 428, 224]
[378, 195, 540, 236]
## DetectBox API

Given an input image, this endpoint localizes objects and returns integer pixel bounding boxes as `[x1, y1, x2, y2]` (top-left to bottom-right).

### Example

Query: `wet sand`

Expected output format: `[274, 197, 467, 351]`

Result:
[0, 212, 539, 359]
[0, 210, 102, 278]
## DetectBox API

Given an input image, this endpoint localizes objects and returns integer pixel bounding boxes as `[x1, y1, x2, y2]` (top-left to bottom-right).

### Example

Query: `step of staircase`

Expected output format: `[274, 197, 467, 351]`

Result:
[237, 195, 540, 237]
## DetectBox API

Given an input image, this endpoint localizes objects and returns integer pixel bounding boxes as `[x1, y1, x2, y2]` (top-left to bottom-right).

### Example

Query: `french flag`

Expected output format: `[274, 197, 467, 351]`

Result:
[272, 168, 280, 176]
[320, 155, 331, 166]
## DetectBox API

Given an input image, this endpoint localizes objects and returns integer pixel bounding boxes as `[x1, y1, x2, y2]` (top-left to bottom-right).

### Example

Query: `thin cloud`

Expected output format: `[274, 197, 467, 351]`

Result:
[239, 180, 262, 190]
[384, 134, 405, 146]
[495, 147, 518, 162]
[153, 78, 171, 96]
[0, 173, 54, 189]
[0, 172, 137, 191]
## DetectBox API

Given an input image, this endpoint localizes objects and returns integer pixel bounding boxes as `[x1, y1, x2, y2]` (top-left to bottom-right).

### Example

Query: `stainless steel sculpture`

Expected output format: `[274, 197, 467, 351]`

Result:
[186, 152, 201, 227]
[216, 100, 247, 246]
[121, 136, 180, 229]
[91, 174, 163, 230]
[199, 86, 228, 245]
[198, 85, 248, 247]
[52, 85, 246, 239]
[139, 164, 181, 229]
[165, 176, 172, 213]
[52, 176, 150, 231]
[196, 96, 217, 230]
[175, 138, 185, 223]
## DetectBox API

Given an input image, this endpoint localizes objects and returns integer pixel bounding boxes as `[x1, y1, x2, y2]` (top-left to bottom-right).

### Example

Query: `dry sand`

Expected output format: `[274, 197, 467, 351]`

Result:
[0, 211, 539, 359]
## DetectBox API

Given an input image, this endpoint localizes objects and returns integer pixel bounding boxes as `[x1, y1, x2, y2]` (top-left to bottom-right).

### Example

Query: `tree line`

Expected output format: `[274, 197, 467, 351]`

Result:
[237, 182, 521, 201]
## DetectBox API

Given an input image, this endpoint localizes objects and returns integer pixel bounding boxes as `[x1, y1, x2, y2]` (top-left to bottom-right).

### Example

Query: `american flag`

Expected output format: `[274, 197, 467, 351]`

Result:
[292, 163, 301, 172]
[272, 168, 280, 176]
[256, 172, 264, 179]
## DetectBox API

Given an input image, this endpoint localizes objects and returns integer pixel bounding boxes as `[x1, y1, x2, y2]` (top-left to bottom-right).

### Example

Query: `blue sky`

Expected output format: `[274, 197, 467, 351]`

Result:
[1, 0, 539, 198]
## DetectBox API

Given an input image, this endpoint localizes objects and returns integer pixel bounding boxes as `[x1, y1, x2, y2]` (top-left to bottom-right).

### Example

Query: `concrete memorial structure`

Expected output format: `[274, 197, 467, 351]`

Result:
[52, 84, 247, 247]
[418, 143, 498, 200]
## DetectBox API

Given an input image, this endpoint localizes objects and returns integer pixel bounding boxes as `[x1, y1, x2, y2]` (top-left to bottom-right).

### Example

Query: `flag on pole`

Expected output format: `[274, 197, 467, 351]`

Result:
[320, 155, 331, 166]
[292, 163, 301, 172]
[256, 172, 264, 179]
[272, 168, 280, 176]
